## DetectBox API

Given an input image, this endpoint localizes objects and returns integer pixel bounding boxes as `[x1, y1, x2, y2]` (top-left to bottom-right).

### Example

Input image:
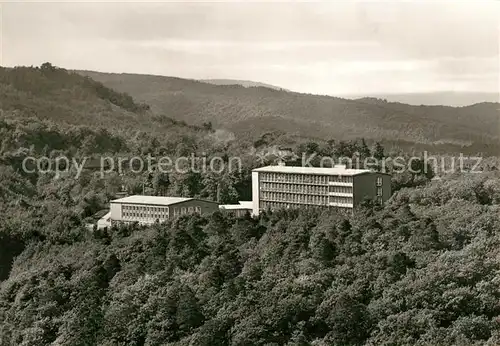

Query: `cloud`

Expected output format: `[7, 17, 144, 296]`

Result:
[2, 1, 498, 94]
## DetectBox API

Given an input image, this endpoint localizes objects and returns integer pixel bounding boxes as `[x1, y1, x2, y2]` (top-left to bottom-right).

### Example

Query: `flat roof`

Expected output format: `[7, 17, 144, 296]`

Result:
[111, 195, 195, 206]
[99, 211, 111, 221]
[219, 201, 253, 210]
[238, 201, 253, 209]
[90, 209, 110, 220]
[252, 165, 374, 176]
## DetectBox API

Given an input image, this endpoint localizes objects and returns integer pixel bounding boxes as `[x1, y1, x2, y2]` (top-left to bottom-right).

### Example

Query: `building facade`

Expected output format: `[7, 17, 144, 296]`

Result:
[110, 195, 219, 225]
[252, 165, 391, 215]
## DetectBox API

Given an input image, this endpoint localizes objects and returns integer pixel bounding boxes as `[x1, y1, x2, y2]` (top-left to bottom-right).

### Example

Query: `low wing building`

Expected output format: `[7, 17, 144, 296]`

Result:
[219, 201, 253, 217]
[110, 195, 219, 225]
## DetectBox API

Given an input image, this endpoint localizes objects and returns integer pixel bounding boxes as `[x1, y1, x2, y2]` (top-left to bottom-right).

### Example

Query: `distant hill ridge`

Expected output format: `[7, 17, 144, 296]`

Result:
[200, 79, 289, 91]
[350, 92, 499, 107]
[76, 69, 500, 154]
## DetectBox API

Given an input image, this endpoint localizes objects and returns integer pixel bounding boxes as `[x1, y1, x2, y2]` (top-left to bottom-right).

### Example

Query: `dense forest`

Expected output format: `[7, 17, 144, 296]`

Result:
[1, 173, 500, 345]
[0, 64, 499, 345]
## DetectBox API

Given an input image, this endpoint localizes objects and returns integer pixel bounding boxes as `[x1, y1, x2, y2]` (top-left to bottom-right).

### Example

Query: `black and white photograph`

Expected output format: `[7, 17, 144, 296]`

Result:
[0, 0, 499, 345]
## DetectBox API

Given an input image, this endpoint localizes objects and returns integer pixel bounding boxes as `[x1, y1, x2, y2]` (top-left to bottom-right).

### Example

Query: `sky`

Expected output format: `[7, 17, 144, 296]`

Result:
[1, 0, 499, 96]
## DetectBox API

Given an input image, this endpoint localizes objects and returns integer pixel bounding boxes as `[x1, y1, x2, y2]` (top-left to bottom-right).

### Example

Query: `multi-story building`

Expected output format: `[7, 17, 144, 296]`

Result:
[251, 165, 391, 215]
[110, 195, 219, 225]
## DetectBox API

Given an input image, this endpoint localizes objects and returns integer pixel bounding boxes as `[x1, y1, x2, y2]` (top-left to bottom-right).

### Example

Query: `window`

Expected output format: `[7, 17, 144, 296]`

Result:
[195, 206, 201, 214]
[377, 187, 383, 197]
[376, 177, 383, 186]
[181, 207, 187, 215]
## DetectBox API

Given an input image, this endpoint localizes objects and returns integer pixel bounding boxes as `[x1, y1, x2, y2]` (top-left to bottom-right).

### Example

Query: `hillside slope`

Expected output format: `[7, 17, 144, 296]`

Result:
[0, 64, 202, 139]
[77, 70, 500, 154]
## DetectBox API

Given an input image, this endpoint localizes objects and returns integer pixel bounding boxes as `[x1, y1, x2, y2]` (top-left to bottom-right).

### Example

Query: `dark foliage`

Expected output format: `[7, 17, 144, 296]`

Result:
[0, 63, 499, 346]
[1, 173, 500, 345]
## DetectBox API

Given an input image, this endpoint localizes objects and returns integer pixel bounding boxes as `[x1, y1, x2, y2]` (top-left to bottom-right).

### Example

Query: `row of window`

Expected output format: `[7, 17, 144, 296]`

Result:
[259, 173, 375, 185]
[329, 196, 353, 205]
[122, 204, 168, 220]
[123, 212, 167, 220]
[261, 182, 329, 195]
[260, 183, 354, 195]
[261, 191, 329, 205]
[260, 201, 329, 210]
[260, 201, 352, 210]
[122, 205, 168, 213]
[260, 173, 329, 185]
[261, 201, 291, 210]
[173, 206, 202, 216]
[329, 186, 354, 194]
[121, 204, 202, 220]
[260, 192, 356, 206]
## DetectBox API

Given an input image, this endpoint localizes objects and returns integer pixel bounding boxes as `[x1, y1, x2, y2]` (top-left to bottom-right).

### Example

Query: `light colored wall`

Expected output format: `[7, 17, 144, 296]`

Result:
[252, 171, 260, 216]
[110, 202, 122, 221]
[111, 203, 167, 224]
[97, 213, 111, 229]
[110, 199, 219, 225]
[252, 170, 392, 213]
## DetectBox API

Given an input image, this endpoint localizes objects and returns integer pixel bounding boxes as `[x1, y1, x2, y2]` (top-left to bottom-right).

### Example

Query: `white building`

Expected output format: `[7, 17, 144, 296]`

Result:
[97, 211, 111, 229]
[110, 195, 219, 225]
[85, 209, 111, 230]
[219, 201, 253, 217]
[252, 165, 391, 215]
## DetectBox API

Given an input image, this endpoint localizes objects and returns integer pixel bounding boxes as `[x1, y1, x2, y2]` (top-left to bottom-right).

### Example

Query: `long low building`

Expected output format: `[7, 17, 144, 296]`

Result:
[85, 209, 111, 230]
[252, 164, 391, 215]
[219, 201, 253, 217]
[110, 195, 219, 225]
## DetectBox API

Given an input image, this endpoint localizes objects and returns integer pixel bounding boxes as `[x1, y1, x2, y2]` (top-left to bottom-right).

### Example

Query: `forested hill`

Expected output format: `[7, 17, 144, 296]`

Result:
[1, 173, 500, 345]
[200, 79, 288, 91]
[77, 70, 500, 154]
[0, 64, 500, 345]
[0, 64, 202, 139]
